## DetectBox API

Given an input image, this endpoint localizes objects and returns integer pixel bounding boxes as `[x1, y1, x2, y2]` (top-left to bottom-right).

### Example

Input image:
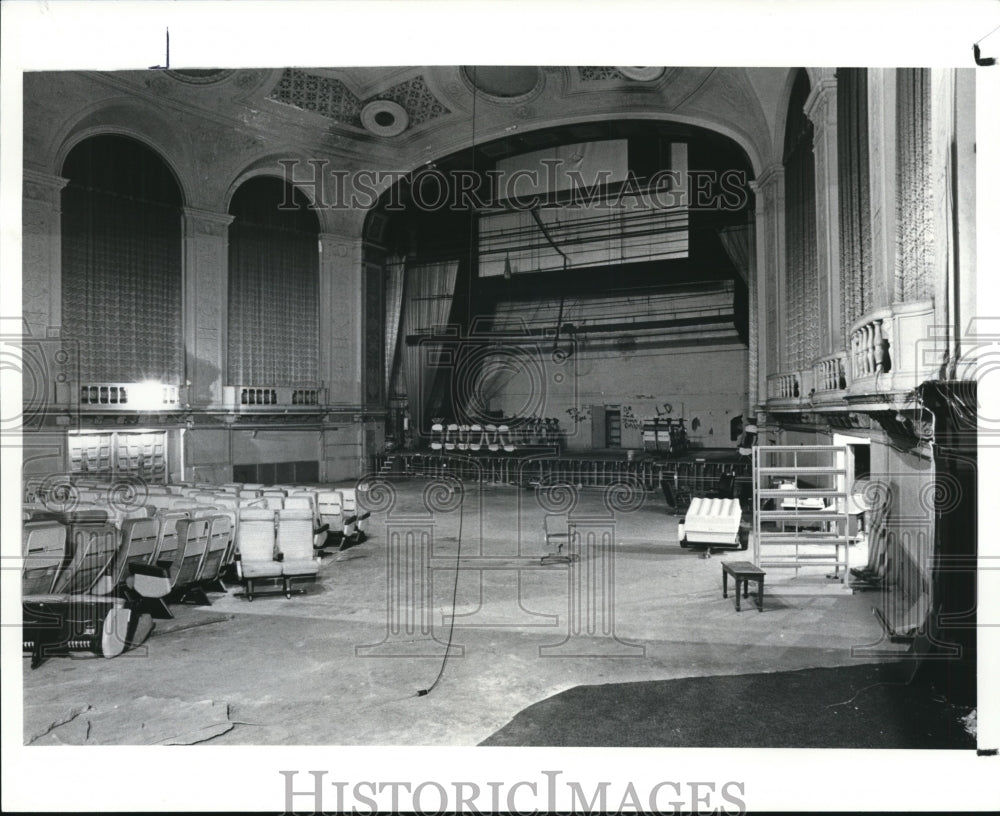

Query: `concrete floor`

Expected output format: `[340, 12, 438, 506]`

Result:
[23, 481, 899, 745]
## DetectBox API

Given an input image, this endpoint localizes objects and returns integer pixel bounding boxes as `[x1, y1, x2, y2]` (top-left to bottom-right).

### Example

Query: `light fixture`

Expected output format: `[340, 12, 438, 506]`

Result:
[130, 381, 166, 411]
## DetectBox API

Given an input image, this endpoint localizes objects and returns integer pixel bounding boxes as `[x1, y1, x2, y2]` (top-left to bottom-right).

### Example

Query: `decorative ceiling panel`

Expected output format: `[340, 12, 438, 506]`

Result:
[267, 68, 450, 132]
[578, 66, 627, 82]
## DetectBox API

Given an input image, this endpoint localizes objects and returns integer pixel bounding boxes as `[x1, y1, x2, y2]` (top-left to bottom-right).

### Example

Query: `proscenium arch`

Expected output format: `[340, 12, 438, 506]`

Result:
[771, 67, 831, 168]
[362, 113, 760, 239]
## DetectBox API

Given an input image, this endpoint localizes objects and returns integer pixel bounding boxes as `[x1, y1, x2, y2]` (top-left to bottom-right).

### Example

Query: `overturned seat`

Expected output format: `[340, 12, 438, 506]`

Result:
[22, 521, 155, 669]
[678, 497, 744, 553]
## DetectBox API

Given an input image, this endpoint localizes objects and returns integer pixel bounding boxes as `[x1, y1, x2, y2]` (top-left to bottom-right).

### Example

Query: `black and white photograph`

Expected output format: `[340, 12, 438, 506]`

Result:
[2, 1, 998, 812]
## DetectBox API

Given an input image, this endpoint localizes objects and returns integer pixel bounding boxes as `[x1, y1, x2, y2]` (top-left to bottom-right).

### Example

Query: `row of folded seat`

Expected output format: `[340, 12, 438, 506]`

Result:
[21, 479, 374, 666]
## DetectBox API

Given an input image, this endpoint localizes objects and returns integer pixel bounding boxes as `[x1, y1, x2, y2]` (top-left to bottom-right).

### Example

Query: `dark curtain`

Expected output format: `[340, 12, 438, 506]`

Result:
[396, 259, 459, 435]
[783, 70, 819, 370]
[61, 135, 183, 383]
[228, 177, 319, 387]
[838, 67, 873, 336]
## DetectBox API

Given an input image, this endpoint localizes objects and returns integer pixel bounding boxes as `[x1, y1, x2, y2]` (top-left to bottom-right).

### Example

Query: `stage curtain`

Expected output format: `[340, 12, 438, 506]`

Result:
[384, 254, 406, 398]
[895, 68, 933, 303]
[399, 259, 459, 435]
[837, 68, 873, 337]
[228, 178, 319, 387]
[717, 224, 751, 283]
[61, 135, 183, 383]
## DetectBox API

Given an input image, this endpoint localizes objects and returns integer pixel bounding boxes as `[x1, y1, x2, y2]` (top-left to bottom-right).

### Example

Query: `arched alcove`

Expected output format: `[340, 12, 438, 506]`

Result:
[61, 134, 184, 383]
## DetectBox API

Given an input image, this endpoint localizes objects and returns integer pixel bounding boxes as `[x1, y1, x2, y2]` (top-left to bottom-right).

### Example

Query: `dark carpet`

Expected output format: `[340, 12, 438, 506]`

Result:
[480, 662, 975, 748]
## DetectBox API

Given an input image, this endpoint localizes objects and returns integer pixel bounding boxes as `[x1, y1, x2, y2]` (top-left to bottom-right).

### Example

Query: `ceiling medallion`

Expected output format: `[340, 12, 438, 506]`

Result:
[460, 66, 544, 104]
[360, 100, 409, 137]
[165, 69, 237, 85]
[617, 67, 665, 82]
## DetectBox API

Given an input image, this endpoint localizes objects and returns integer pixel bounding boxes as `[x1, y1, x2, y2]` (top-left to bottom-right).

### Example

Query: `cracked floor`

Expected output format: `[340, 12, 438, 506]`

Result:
[22, 482, 899, 746]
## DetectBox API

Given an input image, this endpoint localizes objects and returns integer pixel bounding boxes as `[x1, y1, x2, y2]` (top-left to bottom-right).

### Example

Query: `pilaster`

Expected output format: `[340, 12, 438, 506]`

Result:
[805, 73, 842, 353]
[750, 163, 785, 406]
[867, 68, 897, 313]
[22, 170, 69, 338]
[182, 207, 234, 406]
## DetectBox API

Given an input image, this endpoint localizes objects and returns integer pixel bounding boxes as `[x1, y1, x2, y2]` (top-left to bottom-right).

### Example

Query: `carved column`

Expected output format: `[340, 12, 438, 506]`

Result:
[805, 72, 841, 353]
[22, 170, 69, 339]
[747, 218, 759, 416]
[750, 164, 784, 410]
[867, 68, 897, 313]
[182, 208, 233, 407]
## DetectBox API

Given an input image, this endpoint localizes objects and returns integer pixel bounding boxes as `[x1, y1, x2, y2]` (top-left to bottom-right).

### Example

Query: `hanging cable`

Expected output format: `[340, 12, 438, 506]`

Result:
[416, 480, 465, 697]
[418, 69, 478, 699]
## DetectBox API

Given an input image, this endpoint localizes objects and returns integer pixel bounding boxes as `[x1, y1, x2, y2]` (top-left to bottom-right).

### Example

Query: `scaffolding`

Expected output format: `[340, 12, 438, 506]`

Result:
[752, 445, 852, 588]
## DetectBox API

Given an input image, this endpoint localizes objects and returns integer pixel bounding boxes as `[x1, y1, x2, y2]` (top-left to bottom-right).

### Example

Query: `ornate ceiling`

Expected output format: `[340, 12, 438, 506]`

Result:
[23, 65, 796, 218]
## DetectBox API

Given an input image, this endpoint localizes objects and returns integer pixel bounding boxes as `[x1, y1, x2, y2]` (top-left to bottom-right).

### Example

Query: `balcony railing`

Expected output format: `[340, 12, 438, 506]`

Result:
[848, 301, 936, 393]
[767, 372, 800, 400]
[850, 309, 891, 380]
[75, 383, 181, 409]
[224, 385, 328, 409]
[813, 352, 848, 393]
[764, 302, 938, 410]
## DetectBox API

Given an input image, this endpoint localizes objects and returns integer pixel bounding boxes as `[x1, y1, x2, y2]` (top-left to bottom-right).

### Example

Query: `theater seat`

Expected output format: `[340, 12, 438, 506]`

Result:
[276, 509, 320, 597]
[22, 521, 157, 669]
[338, 487, 370, 541]
[106, 517, 161, 591]
[236, 508, 282, 601]
[170, 518, 211, 604]
[198, 514, 234, 594]
[317, 490, 345, 545]
[21, 521, 68, 595]
[678, 497, 743, 552]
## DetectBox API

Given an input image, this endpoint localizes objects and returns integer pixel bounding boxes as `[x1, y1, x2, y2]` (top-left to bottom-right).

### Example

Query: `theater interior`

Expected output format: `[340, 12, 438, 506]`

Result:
[9, 56, 993, 777]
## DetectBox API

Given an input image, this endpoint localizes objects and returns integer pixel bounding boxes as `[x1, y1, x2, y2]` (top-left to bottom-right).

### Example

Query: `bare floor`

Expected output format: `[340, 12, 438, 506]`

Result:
[23, 482, 899, 746]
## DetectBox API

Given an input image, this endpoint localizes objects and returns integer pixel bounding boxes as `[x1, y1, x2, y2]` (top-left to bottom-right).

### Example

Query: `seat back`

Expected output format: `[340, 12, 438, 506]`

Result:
[283, 495, 314, 515]
[469, 424, 483, 451]
[153, 511, 189, 585]
[173, 518, 211, 586]
[22, 521, 68, 595]
[144, 493, 177, 511]
[200, 514, 233, 583]
[317, 490, 344, 532]
[52, 523, 120, 595]
[111, 517, 161, 587]
[237, 508, 276, 563]
[239, 489, 261, 500]
[262, 495, 285, 511]
[276, 509, 315, 561]
[337, 488, 357, 513]
[430, 422, 444, 451]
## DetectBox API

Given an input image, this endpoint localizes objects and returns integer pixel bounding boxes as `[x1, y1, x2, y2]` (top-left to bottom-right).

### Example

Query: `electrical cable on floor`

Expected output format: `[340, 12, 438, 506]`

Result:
[416, 482, 465, 697]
